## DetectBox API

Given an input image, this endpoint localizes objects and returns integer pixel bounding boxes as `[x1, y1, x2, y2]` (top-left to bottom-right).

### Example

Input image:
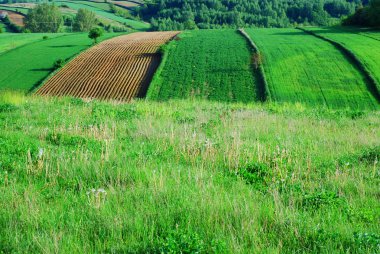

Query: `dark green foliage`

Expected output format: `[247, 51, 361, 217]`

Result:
[301, 190, 343, 209]
[53, 58, 65, 69]
[24, 3, 62, 33]
[0, 16, 22, 33]
[73, 8, 97, 32]
[344, 0, 380, 27]
[88, 27, 103, 43]
[237, 162, 271, 191]
[141, 0, 364, 30]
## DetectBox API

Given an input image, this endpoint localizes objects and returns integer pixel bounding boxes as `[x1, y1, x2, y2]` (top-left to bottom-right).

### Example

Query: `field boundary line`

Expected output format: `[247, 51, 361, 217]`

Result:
[31, 32, 125, 94]
[238, 28, 271, 102]
[146, 32, 180, 100]
[297, 27, 380, 103]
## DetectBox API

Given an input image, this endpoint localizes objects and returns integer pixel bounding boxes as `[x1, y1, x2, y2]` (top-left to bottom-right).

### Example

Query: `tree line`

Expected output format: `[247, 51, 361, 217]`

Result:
[139, 0, 369, 30]
[344, 0, 380, 26]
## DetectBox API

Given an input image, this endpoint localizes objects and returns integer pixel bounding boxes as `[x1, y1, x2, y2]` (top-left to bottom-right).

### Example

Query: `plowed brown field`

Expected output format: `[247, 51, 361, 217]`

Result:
[1, 10, 25, 26]
[37, 31, 179, 101]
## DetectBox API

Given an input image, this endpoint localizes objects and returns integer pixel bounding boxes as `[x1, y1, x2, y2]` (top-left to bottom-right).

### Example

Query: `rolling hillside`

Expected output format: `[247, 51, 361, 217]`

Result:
[0, 33, 120, 92]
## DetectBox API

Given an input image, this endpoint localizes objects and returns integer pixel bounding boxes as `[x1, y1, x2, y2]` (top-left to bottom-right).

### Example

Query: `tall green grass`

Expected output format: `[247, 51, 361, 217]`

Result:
[0, 94, 379, 252]
[245, 28, 379, 109]
[148, 30, 260, 103]
[0, 32, 120, 92]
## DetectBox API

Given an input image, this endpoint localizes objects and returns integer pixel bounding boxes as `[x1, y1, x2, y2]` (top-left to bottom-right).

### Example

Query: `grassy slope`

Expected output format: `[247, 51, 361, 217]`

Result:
[306, 27, 380, 94]
[53, 1, 150, 30]
[148, 30, 259, 103]
[245, 28, 379, 109]
[0, 94, 379, 253]
[0, 33, 64, 54]
[0, 32, 119, 92]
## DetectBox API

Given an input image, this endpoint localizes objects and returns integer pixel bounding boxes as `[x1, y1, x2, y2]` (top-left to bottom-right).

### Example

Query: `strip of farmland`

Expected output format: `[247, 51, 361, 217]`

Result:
[37, 31, 179, 101]
[304, 27, 380, 97]
[245, 28, 379, 109]
[147, 30, 260, 103]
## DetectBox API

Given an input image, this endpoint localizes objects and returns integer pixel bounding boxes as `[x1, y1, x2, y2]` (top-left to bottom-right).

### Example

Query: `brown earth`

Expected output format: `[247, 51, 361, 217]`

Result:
[5, 10, 25, 27]
[36, 31, 179, 101]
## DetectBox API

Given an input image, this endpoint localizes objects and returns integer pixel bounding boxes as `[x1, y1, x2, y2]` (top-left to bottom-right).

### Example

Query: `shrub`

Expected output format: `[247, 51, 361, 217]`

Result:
[53, 59, 65, 69]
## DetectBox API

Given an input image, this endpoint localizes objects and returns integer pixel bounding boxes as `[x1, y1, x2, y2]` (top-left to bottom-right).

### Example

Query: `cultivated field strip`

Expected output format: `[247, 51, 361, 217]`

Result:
[37, 32, 179, 101]
[245, 28, 379, 109]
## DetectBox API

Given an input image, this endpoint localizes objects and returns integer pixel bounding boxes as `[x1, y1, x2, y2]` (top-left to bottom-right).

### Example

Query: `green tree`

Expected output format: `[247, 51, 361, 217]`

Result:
[88, 27, 103, 44]
[24, 3, 62, 33]
[73, 8, 96, 32]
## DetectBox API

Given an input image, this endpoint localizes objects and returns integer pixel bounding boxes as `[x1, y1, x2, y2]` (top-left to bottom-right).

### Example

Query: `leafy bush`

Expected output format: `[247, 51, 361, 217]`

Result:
[53, 58, 65, 69]
[237, 162, 272, 191]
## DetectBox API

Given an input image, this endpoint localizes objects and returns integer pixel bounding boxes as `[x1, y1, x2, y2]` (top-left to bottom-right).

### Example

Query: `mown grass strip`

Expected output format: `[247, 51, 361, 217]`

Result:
[245, 28, 378, 109]
[301, 27, 380, 102]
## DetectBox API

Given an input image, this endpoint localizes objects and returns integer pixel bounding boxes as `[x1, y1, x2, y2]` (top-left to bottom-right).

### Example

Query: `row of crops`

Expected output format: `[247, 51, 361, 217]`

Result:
[148, 30, 259, 103]
[148, 28, 380, 110]
[37, 32, 178, 100]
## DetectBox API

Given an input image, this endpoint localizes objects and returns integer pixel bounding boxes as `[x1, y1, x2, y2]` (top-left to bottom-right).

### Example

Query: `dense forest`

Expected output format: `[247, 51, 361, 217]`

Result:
[344, 0, 380, 26]
[140, 0, 369, 30]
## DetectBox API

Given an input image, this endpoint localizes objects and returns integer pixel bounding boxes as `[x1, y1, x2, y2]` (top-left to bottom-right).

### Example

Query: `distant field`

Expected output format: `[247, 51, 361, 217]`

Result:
[245, 28, 378, 109]
[305, 27, 380, 95]
[148, 29, 259, 103]
[0, 33, 63, 54]
[0, 6, 29, 15]
[53, 1, 150, 30]
[0, 33, 119, 92]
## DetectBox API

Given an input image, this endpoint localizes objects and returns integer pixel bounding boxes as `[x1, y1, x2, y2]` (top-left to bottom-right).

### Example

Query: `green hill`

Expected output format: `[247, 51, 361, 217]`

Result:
[0, 94, 379, 253]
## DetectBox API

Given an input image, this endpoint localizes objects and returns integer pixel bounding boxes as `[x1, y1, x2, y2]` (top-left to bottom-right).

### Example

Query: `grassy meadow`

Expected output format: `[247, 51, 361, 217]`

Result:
[148, 30, 260, 103]
[0, 92, 379, 253]
[305, 27, 380, 94]
[0, 32, 120, 92]
[0, 33, 64, 54]
[245, 28, 378, 109]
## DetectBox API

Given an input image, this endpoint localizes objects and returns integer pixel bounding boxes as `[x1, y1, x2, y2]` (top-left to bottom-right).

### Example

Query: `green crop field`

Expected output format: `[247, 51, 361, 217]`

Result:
[0, 33, 120, 92]
[148, 29, 260, 103]
[53, 1, 150, 30]
[0, 34, 64, 55]
[305, 27, 380, 95]
[245, 28, 379, 109]
[0, 94, 379, 253]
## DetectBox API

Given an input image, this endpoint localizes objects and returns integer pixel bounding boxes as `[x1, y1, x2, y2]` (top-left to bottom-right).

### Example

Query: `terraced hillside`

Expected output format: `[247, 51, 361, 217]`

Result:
[245, 28, 379, 109]
[37, 32, 179, 101]
[53, 1, 150, 30]
[0, 33, 119, 91]
[304, 27, 380, 95]
[147, 30, 259, 103]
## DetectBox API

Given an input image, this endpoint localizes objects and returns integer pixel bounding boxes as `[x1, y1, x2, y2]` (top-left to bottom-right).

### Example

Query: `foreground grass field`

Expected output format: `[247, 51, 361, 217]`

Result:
[0, 32, 120, 92]
[148, 30, 260, 103]
[0, 93, 379, 253]
[245, 28, 378, 109]
[305, 27, 380, 95]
